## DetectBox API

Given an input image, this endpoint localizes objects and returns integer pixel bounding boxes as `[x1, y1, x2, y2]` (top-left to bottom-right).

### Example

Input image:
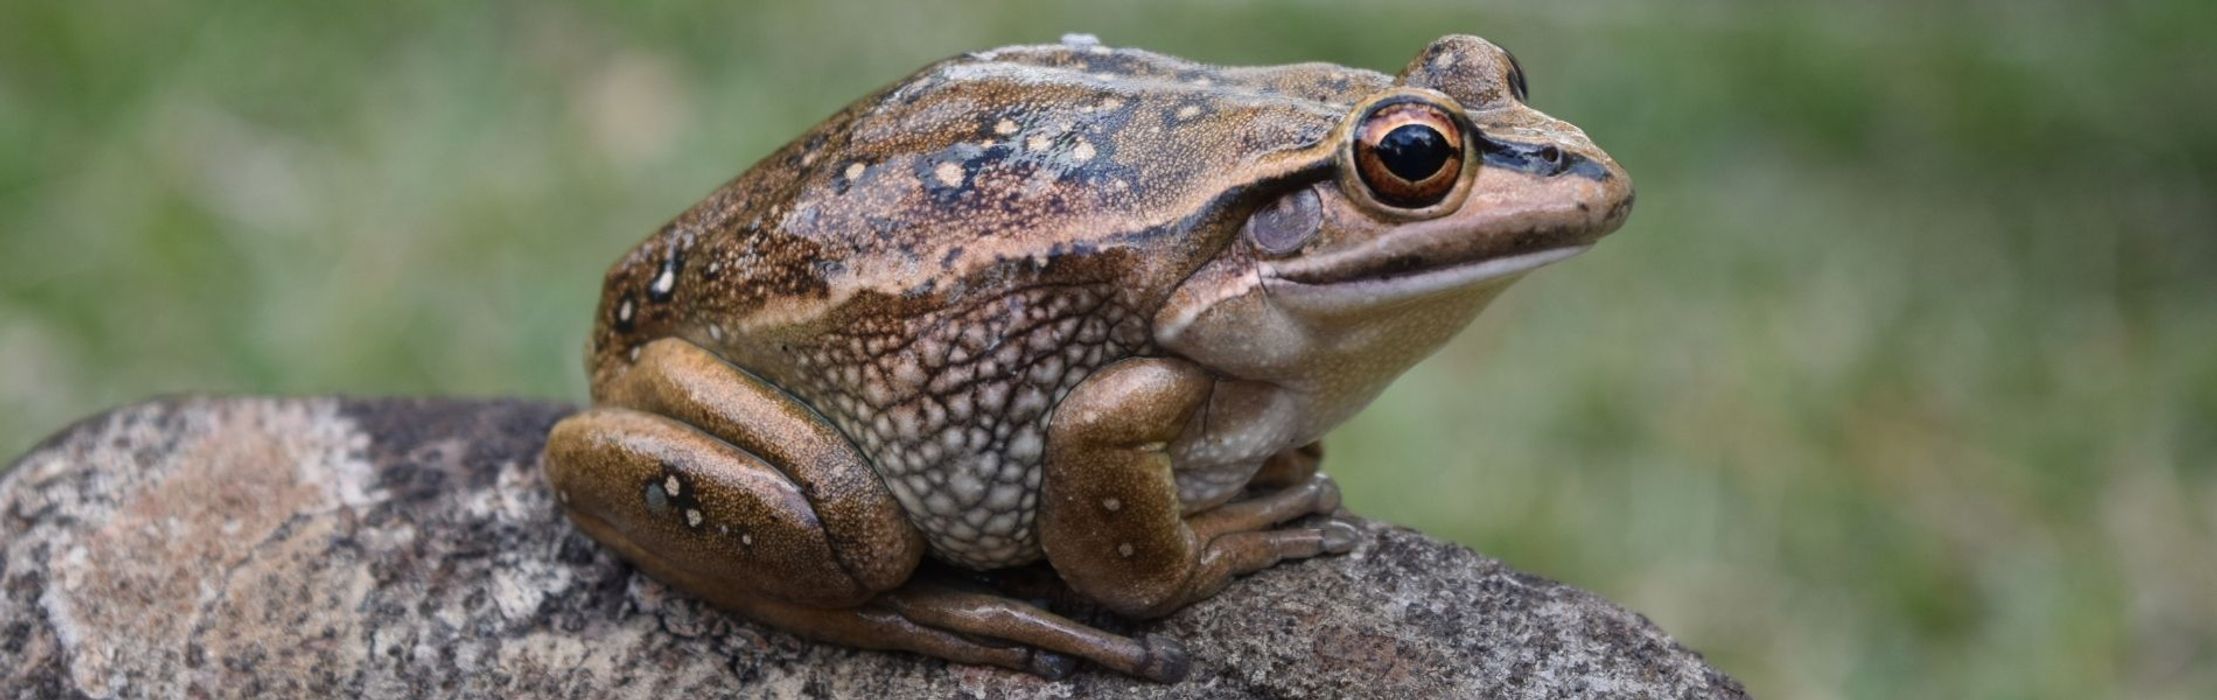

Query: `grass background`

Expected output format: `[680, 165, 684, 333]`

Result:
[3, 1, 2212, 696]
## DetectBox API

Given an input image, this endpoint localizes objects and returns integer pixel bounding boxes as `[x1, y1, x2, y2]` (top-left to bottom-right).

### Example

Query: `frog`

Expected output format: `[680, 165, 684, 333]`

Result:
[544, 33, 1632, 682]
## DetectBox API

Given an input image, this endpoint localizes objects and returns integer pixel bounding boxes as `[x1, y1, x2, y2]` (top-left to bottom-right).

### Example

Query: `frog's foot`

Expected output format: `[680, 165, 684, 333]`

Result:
[1040, 358, 1364, 620]
[1174, 472, 1357, 607]
[877, 579, 1192, 682]
[638, 561, 1187, 681]
[675, 578, 1194, 681]
[1190, 471, 1348, 543]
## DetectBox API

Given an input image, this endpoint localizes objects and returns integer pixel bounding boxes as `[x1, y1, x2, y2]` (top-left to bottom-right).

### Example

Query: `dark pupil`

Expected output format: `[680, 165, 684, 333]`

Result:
[1377, 124, 1453, 181]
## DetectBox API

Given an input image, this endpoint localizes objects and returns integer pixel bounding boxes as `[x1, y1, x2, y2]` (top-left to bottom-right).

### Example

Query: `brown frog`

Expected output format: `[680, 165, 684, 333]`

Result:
[545, 33, 1632, 681]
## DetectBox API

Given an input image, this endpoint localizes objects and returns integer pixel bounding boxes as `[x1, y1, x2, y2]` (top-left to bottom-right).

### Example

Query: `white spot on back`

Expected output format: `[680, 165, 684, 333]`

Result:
[1102, 497, 1121, 512]
[649, 264, 677, 298]
[685, 509, 703, 528]
[664, 475, 681, 497]
[845, 162, 867, 180]
[933, 161, 964, 187]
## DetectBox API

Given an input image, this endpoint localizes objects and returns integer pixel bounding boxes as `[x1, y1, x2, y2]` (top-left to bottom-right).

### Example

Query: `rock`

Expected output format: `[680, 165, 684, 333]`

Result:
[1, 397, 1745, 698]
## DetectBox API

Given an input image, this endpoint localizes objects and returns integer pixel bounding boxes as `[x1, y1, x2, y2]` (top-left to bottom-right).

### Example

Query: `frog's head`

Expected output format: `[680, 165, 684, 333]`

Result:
[1157, 35, 1632, 409]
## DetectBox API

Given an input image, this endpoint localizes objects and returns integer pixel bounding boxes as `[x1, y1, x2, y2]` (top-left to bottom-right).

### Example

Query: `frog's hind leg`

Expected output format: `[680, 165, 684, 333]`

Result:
[546, 338, 1185, 680]
[547, 407, 902, 609]
[550, 336, 925, 607]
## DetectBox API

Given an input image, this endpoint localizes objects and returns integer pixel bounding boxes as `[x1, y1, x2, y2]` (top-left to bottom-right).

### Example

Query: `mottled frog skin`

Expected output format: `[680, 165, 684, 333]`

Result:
[546, 34, 1632, 681]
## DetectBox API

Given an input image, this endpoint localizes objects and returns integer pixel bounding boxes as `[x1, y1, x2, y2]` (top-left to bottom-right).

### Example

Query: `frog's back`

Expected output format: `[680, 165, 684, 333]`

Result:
[591, 38, 1386, 340]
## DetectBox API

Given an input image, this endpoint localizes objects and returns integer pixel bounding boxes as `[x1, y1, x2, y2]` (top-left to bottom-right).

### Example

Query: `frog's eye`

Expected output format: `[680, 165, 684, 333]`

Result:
[1353, 102, 1465, 209]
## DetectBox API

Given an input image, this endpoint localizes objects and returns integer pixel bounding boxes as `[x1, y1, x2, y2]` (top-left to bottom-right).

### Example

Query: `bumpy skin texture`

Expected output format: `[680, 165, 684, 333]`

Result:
[546, 33, 1634, 681]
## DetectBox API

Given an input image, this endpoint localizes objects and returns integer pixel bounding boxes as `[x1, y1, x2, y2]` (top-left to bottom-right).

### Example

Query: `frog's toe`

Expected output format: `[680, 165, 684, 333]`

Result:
[1310, 473, 1343, 513]
[1317, 519, 1362, 555]
[1137, 634, 1193, 683]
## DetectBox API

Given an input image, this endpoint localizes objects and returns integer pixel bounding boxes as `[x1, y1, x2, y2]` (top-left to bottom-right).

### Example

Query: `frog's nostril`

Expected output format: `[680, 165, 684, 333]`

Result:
[1479, 138, 1589, 178]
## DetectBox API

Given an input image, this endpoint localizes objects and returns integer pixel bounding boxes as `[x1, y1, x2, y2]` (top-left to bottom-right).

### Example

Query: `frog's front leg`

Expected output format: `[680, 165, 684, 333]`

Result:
[1039, 358, 1357, 619]
[547, 338, 1187, 680]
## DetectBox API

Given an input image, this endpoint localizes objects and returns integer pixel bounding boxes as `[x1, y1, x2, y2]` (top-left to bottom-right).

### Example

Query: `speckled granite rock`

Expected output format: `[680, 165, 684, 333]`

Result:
[0, 397, 1744, 699]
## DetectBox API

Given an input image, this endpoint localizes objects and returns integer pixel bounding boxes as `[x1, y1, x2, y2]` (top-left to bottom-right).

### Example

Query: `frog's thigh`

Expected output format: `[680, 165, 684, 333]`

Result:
[547, 408, 888, 607]
[548, 338, 921, 605]
[594, 337, 923, 592]
[1038, 358, 1354, 619]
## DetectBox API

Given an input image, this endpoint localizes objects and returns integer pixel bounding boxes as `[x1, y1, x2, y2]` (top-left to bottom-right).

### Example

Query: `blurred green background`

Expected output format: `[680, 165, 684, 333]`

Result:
[3, 1, 2212, 696]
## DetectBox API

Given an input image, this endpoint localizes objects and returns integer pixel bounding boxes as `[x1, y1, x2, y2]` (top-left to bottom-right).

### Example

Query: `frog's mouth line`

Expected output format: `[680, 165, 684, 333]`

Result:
[1261, 244, 1588, 306]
